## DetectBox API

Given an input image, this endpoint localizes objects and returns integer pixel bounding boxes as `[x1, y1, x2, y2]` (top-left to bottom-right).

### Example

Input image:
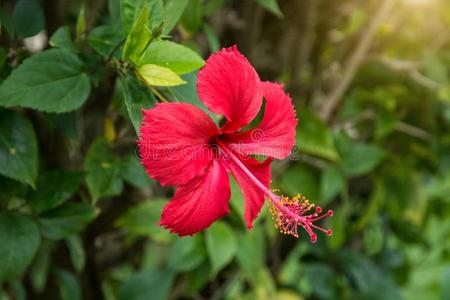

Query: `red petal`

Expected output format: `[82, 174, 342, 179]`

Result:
[224, 81, 297, 159]
[138, 103, 219, 186]
[197, 46, 262, 133]
[223, 151, 272, 229]
[159, 160, 231, 236]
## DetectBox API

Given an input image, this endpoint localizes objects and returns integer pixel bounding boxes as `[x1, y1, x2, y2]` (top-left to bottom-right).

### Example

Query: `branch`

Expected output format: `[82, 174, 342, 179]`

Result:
[395, 121, 431, 140]
[107, 38, 126, 63]
[133, 70, 170, 103]
[320, 0, 396, 122]
[375, 56, 441, 91]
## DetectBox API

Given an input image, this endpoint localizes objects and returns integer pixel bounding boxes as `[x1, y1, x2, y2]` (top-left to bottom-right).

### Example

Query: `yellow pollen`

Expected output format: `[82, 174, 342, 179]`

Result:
[268, 191, 330, 240]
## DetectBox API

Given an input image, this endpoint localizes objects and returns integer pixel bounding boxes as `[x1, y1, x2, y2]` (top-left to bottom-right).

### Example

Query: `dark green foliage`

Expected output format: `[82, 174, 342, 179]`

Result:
[12, 0, 45, 38]
[0, 49, 91, 113]
[84, 138, 124, 202]
[0, 0, 449, 299]
[28, 170, 84, 213]
[0, 213, 40, 283]
[0, 110, 38, 186]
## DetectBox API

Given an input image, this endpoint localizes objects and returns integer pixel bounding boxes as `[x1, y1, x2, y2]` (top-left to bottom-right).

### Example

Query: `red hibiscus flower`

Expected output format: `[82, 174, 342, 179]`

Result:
[138, 46, 333, 242]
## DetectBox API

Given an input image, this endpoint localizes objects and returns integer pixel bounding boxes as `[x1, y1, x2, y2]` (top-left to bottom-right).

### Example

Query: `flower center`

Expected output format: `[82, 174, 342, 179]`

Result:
[216, 140, 333, 242]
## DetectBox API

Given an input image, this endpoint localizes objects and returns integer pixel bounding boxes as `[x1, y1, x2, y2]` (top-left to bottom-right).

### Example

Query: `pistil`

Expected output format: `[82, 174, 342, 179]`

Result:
[216, 140, 333, 242]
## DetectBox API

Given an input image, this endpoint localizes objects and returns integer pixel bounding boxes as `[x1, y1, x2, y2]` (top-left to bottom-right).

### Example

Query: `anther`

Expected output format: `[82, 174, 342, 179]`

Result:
[269, 193, 333, 242]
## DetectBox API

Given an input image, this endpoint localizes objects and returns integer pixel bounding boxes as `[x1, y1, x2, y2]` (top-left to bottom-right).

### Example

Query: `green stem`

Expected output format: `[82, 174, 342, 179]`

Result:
[149, 86, 169, 103]
[107, 38, 126, 63]
[133, 69, 170, 103]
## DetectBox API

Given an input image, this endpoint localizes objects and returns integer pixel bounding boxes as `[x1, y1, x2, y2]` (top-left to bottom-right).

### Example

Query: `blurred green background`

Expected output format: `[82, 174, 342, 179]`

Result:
[1, 0, 450, 299]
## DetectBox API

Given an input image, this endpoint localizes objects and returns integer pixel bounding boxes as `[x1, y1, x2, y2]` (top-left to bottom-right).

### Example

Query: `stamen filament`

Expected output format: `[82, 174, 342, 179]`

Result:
[216, 140, 333, 242]
[310, 210, 334, 222]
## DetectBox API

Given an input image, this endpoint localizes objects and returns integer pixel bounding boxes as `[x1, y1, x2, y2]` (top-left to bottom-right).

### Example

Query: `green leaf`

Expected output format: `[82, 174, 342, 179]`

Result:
[185, 262, 210, 295]
[296, 107, 339, 161]
[38, 203, 97, 240]
[115, 199, 171, 242]
[278, 244, 307, 287]
[138, 64, 186, 86]
[204, 24, 220, 52]
[229, 176, 246, 227]
[222, 275, 245, 299]
[0, 176, 27, 205]
[247, 267, 276, 297]
[180, 0, 203, 33]
[254, 0, 283, 18]
[148, 0, 165, 31]
[362, 219, 384, 256]
[28, 170, 84, 213]
[122, 4, 151, 63]
[339, 250, 403, 300]
[88, 25, 125, 57]
[109, 0, 122, 22]
[53, 269, 81, 300]
[30, 240, 54, 293]
[49, 26, 76, 52]
[327, 204, 348, 250]
[375, 110, 397, 140]
[236, 228, 265, 277]
[0, 49, 91, 113]
[138, 40, 204, 74]
[0, 110, 38, 186]
[163, 0, 189, 34]
[118, 269, 174, 300]
[13, 0, 45, 37]
[65, 235, 85, 273]
[165, 72, 216, 119]
[118, 75, 156, 133]
[336, 133, 385, 177]
[0, 212, 41, 283]
[163, 72, 197, 103]
[141, 242, 171, 270]
[168, 235, 206, 271]
[205, 221, 237, 276]
[354, 179, 384, 231]
[320, 165, 345, 204]
[84, 138, 123, 202]
[121, 0, 142, 32]
[120, 155, 151, 188]
[305, 263, 338, 299]
[121, 0, 165, 33]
